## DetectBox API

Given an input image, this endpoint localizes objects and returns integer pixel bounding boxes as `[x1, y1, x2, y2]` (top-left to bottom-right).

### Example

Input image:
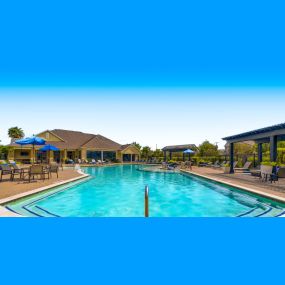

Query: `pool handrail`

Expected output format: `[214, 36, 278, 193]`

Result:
[145, 185, 149, 218]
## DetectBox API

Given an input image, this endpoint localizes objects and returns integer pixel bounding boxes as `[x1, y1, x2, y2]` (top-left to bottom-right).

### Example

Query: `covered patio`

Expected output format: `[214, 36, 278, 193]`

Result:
[162, 144, 197, 162]
[223, 123, 285, 174]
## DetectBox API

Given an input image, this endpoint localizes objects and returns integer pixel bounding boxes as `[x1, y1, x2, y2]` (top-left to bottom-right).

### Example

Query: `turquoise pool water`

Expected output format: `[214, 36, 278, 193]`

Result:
[6, 165, 285, 217]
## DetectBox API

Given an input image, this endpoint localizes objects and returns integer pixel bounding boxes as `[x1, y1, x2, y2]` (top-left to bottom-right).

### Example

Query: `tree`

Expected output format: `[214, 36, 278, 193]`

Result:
[152, 149, 163, 158]
[141, 146, 152, 159]
[198, 140, 219, 157]
[0, 146, 10, 160]
[234, 142, 255, 156]
[8, 127, 25, 139]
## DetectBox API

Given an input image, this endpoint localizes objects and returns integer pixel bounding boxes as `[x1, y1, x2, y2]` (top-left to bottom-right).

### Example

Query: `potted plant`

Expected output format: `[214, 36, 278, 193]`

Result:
[223, 163, 231, 174]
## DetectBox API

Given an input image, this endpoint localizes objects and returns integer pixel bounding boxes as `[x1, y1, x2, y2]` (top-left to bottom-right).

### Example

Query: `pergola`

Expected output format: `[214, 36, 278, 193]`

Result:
[162, 144, 197, 162]
[222, 123, 285, 174]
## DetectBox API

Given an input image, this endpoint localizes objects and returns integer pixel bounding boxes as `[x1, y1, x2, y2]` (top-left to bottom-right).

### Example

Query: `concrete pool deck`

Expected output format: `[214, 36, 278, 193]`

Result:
[182, 167, 285, 204]
[0, 168, 89, 217]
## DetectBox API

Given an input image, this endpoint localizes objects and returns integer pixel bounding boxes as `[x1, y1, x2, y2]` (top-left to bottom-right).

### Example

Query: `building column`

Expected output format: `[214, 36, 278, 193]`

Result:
[258, 143, 263, 164]
[130, 154, 133, 163]
[63, 150, 67, 162]
[101, 151, 104, 162]
[164, 151, 167, 162]
[270, 136, 278, 162]
[230, 143, 234, 174]
[169, 152, 172, 160]
[81, 149, 87, 160]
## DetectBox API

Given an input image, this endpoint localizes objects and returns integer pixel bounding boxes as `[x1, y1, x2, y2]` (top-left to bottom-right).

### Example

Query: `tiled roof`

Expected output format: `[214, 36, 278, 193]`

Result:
[222, 123, 285, 141]
[8, 129, 121, 151]
[162, 144, 197, 152]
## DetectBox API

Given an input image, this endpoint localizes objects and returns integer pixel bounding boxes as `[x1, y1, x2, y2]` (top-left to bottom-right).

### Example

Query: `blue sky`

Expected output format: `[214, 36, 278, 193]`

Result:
[0, 1, 285, 148]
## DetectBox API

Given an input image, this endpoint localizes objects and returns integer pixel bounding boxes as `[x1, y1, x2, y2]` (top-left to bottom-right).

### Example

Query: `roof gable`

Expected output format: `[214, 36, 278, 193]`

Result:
[81, 134, 121, 150]
[37, 130, 65, 142]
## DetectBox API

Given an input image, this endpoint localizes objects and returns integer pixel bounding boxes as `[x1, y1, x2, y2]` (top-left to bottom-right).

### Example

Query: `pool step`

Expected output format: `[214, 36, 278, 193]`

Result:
[237, 207, 267, 217]
[6, 205, 41, 217]
[254, 208, 273, 217]
[31, 206, 60, 217]
[260, 208, 285, 218]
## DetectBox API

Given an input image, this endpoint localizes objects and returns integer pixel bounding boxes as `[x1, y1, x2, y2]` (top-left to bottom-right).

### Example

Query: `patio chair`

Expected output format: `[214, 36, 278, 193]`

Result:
[270, 167, 285, 183]
[0, 164, 13, 182]
[260, 165, 273, 182]
[10, 163, 25, 181]
[91, 159, 97, 165]
[49, 164, 59, 178]
[185, 161, 192, 170]
[28, 165, 50, 183]
[235, 161, 252, 173]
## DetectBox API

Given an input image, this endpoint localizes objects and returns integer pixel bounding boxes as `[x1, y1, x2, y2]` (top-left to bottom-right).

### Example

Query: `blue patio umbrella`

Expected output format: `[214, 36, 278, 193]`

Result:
[39, 144, 59, 164]
[15, 136, 46, 163]
[40, 144, 59, 152]
[183, 149, 195, 161]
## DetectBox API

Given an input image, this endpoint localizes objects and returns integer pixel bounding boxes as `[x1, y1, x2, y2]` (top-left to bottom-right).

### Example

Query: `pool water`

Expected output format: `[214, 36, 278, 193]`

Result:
[6, 165, 285, 217]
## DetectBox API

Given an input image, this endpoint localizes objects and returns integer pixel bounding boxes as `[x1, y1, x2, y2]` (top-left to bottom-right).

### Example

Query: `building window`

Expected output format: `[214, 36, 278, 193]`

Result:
[20, 151, 29, 157]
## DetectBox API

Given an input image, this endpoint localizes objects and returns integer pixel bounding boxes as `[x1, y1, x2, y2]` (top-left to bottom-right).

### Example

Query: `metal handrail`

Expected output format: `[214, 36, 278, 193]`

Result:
[145, 185, 149, 218]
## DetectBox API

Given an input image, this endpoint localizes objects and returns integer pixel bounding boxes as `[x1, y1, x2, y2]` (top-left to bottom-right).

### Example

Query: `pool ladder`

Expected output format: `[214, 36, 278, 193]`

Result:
[145, 185, 149, 218]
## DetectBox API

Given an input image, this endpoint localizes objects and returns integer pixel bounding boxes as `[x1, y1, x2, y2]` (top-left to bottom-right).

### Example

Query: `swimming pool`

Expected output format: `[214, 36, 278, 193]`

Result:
[5, 165, 285, 217]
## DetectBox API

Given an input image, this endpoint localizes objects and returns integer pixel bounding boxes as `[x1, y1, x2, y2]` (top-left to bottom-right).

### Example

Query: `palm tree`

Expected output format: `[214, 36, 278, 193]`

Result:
[8, 127, 25, 140]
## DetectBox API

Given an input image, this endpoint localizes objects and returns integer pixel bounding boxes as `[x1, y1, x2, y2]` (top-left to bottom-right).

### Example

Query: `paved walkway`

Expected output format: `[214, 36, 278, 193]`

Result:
[183, 167, 285, 203]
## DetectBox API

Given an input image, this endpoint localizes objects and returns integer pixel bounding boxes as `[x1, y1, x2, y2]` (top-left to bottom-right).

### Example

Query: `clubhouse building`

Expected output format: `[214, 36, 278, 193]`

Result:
[8, 129, 141, 163]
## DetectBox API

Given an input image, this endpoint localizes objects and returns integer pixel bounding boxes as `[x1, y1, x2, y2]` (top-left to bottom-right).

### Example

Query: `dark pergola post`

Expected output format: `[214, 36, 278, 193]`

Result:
[183, 153, 185, 162]
[163, 151, 167, 162]
[258, 143, 263, 164]
[230, 143, 234, 174]
[270, 136, 278, 162]
[169, 152, 172, 160]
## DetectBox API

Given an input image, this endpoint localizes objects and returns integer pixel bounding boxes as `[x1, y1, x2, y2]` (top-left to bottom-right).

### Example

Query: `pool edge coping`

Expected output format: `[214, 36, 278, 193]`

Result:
[180, 170, 285, 204]
[0, 170, 90, 217]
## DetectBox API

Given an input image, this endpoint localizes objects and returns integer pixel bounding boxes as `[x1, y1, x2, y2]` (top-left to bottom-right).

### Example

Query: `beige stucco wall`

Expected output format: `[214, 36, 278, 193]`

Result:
[121, 146, 141, 155]
[37, 131, 63, 142]
[11, 149, 32, 161]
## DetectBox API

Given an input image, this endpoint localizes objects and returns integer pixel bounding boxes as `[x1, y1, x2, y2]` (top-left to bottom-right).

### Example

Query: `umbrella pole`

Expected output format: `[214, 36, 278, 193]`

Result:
[33, 144, 35, 164]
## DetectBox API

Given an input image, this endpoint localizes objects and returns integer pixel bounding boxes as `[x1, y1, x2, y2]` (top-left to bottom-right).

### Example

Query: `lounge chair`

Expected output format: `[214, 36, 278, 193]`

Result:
[98, 160, 105, 165]
[212, 161, 221, 168]
[0, 164, 13, 182]
[91, 159, 97, 165]
[250, 167, 261, 178]
[28, 165, 50, 183]
[234, 161, 252, 173]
